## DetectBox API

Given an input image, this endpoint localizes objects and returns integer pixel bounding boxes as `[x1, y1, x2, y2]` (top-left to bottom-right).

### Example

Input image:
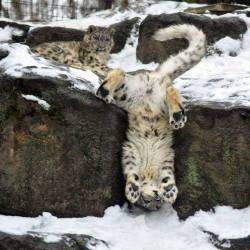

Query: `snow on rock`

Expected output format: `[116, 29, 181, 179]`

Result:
[0, 43, 100, 92]
[214, 36, 241, 55]
[175, 23, 250, 108]
[21, 94, 51, 110]
[0, 26, 23, 42]
[190, 206, 250, 240]
[0, 205, 249, 250]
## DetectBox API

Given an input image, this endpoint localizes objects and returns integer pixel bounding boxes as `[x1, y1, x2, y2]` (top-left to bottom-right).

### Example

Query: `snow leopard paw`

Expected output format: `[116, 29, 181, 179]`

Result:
[125, 174, 140, 204]
[161, 183, 178, 204]
[166, 86, 187, 130]
[169, 106, 187, 130]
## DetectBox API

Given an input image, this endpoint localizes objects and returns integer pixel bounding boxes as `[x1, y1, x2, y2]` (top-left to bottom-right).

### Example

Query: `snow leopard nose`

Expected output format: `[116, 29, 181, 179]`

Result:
[97, 85, 109, 98]
[153, 190, 161, 201]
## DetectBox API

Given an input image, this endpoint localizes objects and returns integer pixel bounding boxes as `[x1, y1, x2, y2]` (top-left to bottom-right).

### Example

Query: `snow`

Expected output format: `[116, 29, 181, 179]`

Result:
[0, 26, 23, 42]
[0, 205, 249, 250]
[174, 21, 250, 108]
[214, 36, 242, 56]
[21, 94, 51, 110]
[0, 43, 100, 92]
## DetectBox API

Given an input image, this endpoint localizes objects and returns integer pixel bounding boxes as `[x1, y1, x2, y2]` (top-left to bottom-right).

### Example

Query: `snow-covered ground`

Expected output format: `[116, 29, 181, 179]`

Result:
[0, 1, 250, 249]
[0, 205, 250, 250]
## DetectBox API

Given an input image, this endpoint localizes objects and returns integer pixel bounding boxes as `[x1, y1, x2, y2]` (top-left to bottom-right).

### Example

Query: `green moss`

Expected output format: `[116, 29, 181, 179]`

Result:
[223, 140, 233, 165]
[222, 139, 237, 182]
[186, 158, 201, 187]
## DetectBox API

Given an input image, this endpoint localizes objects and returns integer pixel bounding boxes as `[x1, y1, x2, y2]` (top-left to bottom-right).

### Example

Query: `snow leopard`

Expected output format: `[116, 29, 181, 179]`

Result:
[96, 24, 206, 210]
[31, 25, 115, 76]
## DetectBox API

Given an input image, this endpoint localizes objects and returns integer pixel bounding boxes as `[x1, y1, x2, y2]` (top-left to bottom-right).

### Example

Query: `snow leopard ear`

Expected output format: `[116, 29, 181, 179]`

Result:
[87, 25, 97, 33]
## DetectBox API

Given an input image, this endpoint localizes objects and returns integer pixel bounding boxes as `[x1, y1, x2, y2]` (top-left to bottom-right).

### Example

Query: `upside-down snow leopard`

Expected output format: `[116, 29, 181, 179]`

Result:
[96, 24, 206, 210]
[31, 25, 115, 76]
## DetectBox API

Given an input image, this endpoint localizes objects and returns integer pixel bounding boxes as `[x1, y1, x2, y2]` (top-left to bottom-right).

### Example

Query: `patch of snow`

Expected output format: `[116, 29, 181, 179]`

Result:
[21, 94, 51, 110]
[175, 24, 250, 107]
[69, 67, 100, 90]
[43, 233, 63, 243]
[0, 205, 249, 250]
[144, 1, 204, 15]
[214, 36, 241, 55]
[108, 41, 157, 72]
[190, 206, 250, 240]
[0, 26, 23, 42]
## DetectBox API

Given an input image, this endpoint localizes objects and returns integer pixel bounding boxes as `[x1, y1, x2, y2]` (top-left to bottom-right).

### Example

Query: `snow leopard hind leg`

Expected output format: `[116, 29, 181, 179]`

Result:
[166, 84, 187, 130]
[158, 83, 187, 204]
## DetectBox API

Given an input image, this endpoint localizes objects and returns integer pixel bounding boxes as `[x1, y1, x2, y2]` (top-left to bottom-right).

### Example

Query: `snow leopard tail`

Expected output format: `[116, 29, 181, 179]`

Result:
[153, 24, 206, 80]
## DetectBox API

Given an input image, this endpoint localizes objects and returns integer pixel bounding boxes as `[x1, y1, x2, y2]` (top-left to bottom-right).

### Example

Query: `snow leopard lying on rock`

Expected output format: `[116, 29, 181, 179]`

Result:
[31, 25, 114, 76]
[97, 24, 206, 210]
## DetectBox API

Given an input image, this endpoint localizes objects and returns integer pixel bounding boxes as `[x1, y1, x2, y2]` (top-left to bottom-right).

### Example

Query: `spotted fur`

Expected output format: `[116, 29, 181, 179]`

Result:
[97, 24, 206, 210]
[31, 25, 115, 76]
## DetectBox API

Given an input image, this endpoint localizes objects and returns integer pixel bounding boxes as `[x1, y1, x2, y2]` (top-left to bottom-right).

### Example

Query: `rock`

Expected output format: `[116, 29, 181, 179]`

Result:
[174, 102, 250, 219]
[25, 26, 84, 47]
[110, 17, 140, 53]
[206, 231, 250, 250]
[137, 12, 247, 64]
[0, 50, 9, 60]
[0, 231, 108, 250]
[25, 17, 139, 53]
[185, 0, 250, 6]
[0, 69, 127, 217]
[184, 3, 248, 15]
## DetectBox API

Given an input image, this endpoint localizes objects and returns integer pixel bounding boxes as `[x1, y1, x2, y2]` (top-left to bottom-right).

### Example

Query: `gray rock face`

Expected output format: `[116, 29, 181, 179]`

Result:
[25, 26, 84, 47]
[0, 72, 127, 217]
[0, 232, 108, 250]
[136, 12, 247, 64]
[174, 103, 250, 219]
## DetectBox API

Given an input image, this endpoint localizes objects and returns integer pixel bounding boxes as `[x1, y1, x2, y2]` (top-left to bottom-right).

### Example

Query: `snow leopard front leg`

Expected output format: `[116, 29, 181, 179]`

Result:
[96, 68, 125, 104]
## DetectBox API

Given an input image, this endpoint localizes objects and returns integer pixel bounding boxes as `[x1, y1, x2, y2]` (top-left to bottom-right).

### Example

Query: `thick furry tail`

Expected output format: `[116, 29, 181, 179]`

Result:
[153, 24, 206, 80]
